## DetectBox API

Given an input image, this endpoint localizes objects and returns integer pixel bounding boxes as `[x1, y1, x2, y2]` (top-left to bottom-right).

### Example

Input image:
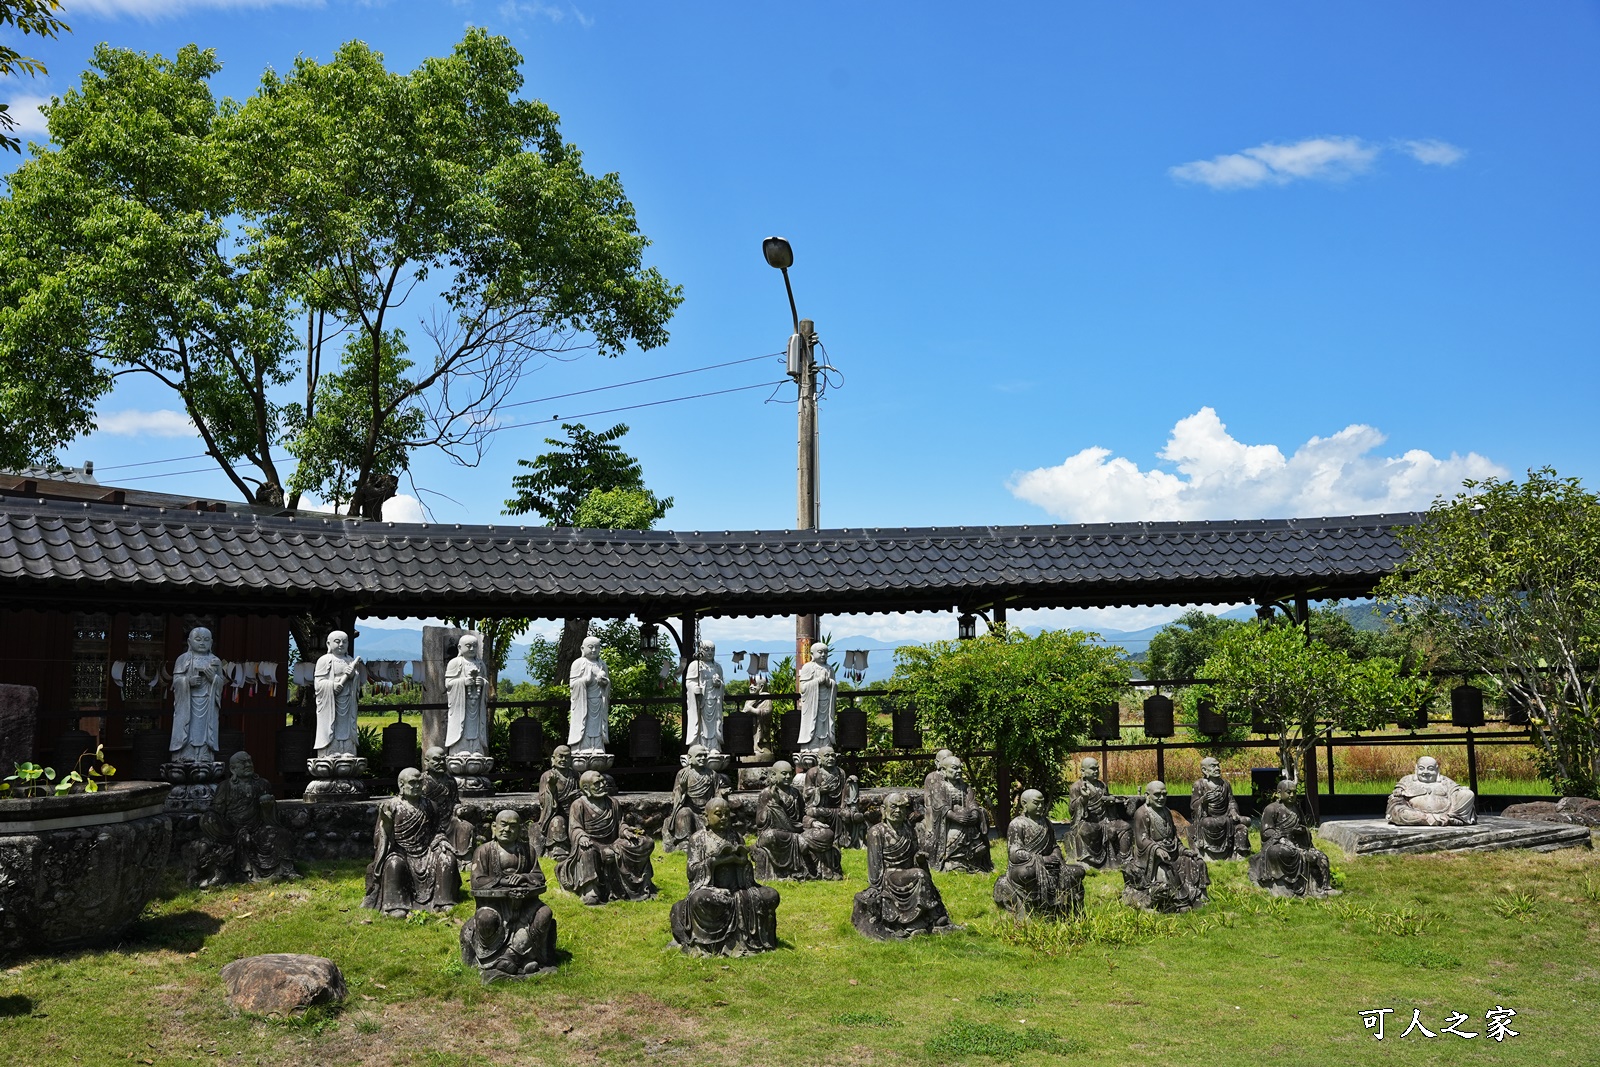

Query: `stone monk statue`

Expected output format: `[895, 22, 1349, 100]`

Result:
[363, 768, 461, 917]
[170, 626, 224, 763]
[923, 754, 992, 873]
[663, 744, 724, 853]
[558, 770, 657, 905]
[683, 639, 725, 753]
[1187, 757, 1252, 861]
[1065, 756, 1135, 870]
[796, 642, 837, 753]
[313, 630, 363, 758]
[753, 761, 841, 881]
[992, 789, 1085, 919]
[534, 746, 581, 861]
[189, 752, 298, 888]
[1122, 780, 1209, 913]
[1386, 756, 1477, 826]
[803, 747, 864, 849]
[1250, 779, 1337, 898]
[461, 810, 559, 982]
[421, 746, 477, 865]
[567, 636, 611, 755]
[670, 797, 781, 957]
[444, 632, 490, 757]
[851, 792, 960, 940]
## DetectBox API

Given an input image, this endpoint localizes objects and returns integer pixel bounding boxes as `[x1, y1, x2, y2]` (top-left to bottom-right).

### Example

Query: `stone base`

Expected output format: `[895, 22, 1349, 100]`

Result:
[455, 775, 495, 797]
[1320, 815, 1593, 857]
[165, 782, 220, 812]
[302, 778, 369, 803]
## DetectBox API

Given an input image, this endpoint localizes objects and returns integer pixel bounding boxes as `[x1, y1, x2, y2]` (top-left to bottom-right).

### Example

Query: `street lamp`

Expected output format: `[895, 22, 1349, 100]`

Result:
[764, 235, 820, 663]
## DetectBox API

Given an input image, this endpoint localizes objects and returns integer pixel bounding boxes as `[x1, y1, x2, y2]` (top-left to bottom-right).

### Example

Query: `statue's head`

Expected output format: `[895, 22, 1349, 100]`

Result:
[398, 767, 424, 799]
[817, 746, 838, 770]
[327, 630, 350, 655]
[228, 750, 254, 780]
[698, 639, 715, 662]
[1275, 778, 1298, 801]
[1200, 756, 1222, 779]
[1080, 757, 1101, 782]
[423, 746, 447, 773]
[491, 809, 522, 847]
[940, 755, 964, 783]
[1415, 756, 1440, 783]
[935, 748, 953, 764]
[552, 744, 573, 770]
[770, 760, 793, 786]
[1145, 780, 1168, 809]
[581, 635, 602, 660]
[188, 627, 213, 654]
[579, 769, 608, 797]
[458, 633, 481, 659]
[687, 744, 709, 770]
[1020, 788, 1044, 815]
[704, 796, 731, 831]
[810, 643, 829, 664]
[884, 791, 910, 823]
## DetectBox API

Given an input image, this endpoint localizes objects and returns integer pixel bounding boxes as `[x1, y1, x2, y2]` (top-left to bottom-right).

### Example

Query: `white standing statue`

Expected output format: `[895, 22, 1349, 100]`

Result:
[796, 642, 838, 753]
[444, 632, 490, 756]
[684, 639, 725, 752]
[170, 626, 224, 762]
[313, 630, 364, 757]
[567, 635, 611, 755]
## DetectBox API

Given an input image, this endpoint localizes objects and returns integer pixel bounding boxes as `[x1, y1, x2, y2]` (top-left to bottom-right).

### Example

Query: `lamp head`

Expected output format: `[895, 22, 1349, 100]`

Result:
[762, 236, 794, 270]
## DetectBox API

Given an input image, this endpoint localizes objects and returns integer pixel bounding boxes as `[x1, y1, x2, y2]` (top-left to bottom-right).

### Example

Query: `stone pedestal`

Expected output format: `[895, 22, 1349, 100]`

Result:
[1320, 815, 1593, 857]
[303, 754, 369, 803]
[161, 758, 227, 812]
[446, 754, 496, 797]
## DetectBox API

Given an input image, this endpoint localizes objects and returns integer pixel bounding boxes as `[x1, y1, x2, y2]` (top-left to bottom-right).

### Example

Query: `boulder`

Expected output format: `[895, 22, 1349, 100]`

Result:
[222, 954, 347, 1015]
[1501, 796, 1600, 827]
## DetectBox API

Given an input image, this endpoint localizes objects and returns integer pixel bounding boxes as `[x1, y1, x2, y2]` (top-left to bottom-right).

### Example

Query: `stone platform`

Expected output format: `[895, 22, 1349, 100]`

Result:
[1319, 815, 1593, 857]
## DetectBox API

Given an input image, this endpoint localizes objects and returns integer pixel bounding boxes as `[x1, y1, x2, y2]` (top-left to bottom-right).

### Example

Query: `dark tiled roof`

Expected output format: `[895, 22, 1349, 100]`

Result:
[0, 495, 1419, 617]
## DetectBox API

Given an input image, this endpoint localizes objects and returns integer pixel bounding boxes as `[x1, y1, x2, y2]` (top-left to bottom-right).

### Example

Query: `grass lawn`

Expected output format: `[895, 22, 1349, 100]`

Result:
[2, 831, 1596, 1066]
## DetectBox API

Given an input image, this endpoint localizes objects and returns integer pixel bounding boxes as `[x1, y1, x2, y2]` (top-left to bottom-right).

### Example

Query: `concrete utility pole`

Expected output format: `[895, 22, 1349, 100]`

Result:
[763, 237, 821, 666]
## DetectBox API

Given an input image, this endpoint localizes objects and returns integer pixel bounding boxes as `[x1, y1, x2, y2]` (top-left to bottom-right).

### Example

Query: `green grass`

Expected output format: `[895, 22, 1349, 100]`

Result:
[1, 831, 1596, 1066]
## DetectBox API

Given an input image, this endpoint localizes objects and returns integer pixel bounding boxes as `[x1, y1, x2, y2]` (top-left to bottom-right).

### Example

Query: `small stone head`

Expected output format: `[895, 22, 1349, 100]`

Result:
[704, 796, 731, 831]
[581, 635, 602, 660]
[1275, 778, 1298, 801]
[770, 760, 793, 787]
[458, 633, 482, 660]
[1200, 756, 1221, 780]
[884, 791, 911, 823]
[817, 746, 838, 770]
[228, 750, 255, 781]
[810, 642, 829, 664]
[1020, 788, 1044, 816]
[698, 639, 716, 662]
[1145, 780, 1168, 809]
[552, 744, 573, 770]
[940, 755, 965, 785]
[687, 744, 709, 770]
[1415, 756, 1440, 783]
[188, 627, 214, 655]
[424, 746, 447, 774]
[399, 767, 424, 799]
[327, 630, 350, 656]
[579, 769, 608, 797]
[492, 809, 522, 848]
[1080, 757, 1101, 782]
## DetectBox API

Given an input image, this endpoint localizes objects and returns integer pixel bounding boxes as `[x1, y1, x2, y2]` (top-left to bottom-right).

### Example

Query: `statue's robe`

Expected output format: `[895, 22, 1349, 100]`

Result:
[851, 818, 957, 940]
[1065, 778, 1134, 869]
[462, 839, 557, 980]
[753, 782, 840, 881]
[567, 657, 610, 752]
[534, 765, 581, 860]
[992, 814, 1084, 918]
[1187, 776, 1252, 860]
[803, 763, 864, 849]
[663, 766, 723, 853]
[684, 659, 725, 751]
[558, 793, 656, 903]
[924, 773, 992, 873]
[1386, 773, 1477, 826]
[795, 660, 836, 750]
[444, 653, 490, 755]
[1249, 799, 1335, 897]
[1124, 803, 1209, 913]
[194, 773, 296, 886]
[170, 650, 223, 761]
[313, 651, 363, 756]
[363, 795, 461, 915]
[669, 827, 780, 956]
[421, 768, 477, 865]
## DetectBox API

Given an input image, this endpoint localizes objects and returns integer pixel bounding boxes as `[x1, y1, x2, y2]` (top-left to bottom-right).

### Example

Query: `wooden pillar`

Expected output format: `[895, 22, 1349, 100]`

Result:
[1301, 744, 1320, 825]
[1466, 729, 1479, 796]
[1326, 738, 1336, 795]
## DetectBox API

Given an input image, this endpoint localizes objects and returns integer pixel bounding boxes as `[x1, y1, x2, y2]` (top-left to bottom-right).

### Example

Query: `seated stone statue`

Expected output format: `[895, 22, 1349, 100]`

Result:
[1250, 780, 1337, 898]
[803, 747, 865, 849]
[670, 797, 781, 957]
[753, 761, 841, 881]
[363, 768, 462, 917]
[923, 754, 993, 873]
[558, 770, 657, 904]
[1386, 756, 1477, 827]
[663, 745, 725, 853]
[461, 810, 559, 981]
[852, 792, 961, 940]
[1065, 757, 1135, 870]
[534, 745, 581, 861]
[1186, 757, 1252, 861]
[189, 752, 298, 888]
[1121, 781, 1209, 913]
[421, 746, 478, 867]
[992, 789, 1085, 919]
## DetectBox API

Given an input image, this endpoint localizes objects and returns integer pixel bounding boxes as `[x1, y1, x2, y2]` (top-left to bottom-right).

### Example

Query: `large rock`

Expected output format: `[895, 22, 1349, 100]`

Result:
[0, 685, 38, 775]
[1320, 814, 1592, 857]
[222, 954, 348, 1015]
[1502, 796, 1600, 827]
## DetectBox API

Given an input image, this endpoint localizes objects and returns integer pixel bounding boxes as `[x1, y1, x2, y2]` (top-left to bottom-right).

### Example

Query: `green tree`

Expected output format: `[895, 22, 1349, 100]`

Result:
[1144, 609, 1244, 680]
[0, 0, 69, 152]
[890, 629, 1131, 816]
[1378, 469, 1600, 797]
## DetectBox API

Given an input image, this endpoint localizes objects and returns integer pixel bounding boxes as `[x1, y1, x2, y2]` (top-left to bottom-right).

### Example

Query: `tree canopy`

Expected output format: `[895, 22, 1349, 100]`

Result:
[1378, 468, 1600, 796]
[0, 0, 69, 152]
[0, 32, 681, 513]
[505, 421, 672, 525]
[1144, 609, 1244, 680]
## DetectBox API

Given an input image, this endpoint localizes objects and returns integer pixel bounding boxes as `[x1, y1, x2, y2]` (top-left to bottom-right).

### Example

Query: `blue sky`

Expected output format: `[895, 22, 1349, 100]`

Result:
[6, 2, 1598, 642]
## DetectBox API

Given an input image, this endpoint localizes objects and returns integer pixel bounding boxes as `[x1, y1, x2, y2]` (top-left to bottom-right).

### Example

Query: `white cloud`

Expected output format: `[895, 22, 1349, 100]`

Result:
[1397, 138, 1466, 166]
[95, 408, 195, 437]
[381, 493, 427, 524]
[1009, 407, 1505, 523]
[1171, 136, 1378, 189]
[2, 95, 50, 137]
[497, 0, 592, 26]
[65, 0, 320, 17]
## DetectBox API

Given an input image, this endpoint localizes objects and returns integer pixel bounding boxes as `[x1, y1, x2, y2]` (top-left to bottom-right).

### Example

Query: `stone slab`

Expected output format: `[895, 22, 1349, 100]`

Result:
[1320, 815, 1592, 857]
